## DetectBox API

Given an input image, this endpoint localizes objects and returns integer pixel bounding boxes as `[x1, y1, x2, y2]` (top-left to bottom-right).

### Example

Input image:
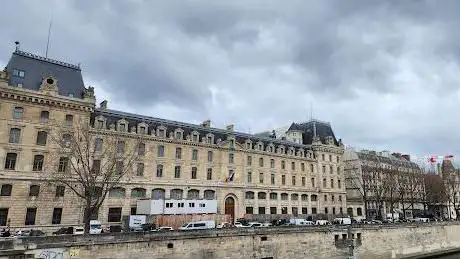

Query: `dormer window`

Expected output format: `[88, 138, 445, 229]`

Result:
[206, 134, 214, 144]
[191, 132, 199, 142]
[246, 142, 252, 149]
[12, 69, 25, 78]
[175, 130, 183, 140]
[158, 128, 166, 138]
[229, 139, 235, 148]
[119, 123, 126, 132]
[96, 120, 104, 129]
[139, 126, 146, 134]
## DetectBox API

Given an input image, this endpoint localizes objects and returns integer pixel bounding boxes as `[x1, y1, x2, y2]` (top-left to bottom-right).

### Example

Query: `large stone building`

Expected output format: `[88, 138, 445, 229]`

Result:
[344, 149, 424, 220]
[0, 45, 346, 230]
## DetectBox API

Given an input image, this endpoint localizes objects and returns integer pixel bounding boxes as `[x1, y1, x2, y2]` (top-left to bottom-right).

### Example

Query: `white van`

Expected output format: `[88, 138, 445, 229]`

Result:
[89, 220, 102, 234]
[290, 219, 315, 226]
[180, 220, 216, 231]
[333, 218, 351, 225]
[315, 220, 330, 226]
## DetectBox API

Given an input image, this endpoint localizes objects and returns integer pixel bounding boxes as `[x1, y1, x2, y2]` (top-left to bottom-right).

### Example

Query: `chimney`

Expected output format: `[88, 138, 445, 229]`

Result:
[401, 154, 411, 161]
[100, 100, 108, 109]
[14, 41, 20, 52]
[202, 120, 211, 128]
[226, 124, 234, 131]
[391, 152, 401, 158]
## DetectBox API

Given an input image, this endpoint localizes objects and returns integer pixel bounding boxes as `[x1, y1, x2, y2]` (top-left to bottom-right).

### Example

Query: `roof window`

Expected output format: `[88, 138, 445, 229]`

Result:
[12, 69, 25, 78]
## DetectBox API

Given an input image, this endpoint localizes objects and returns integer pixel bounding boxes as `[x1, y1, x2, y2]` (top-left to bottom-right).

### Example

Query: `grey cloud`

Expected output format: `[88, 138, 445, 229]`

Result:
[1, 0, 460, 159]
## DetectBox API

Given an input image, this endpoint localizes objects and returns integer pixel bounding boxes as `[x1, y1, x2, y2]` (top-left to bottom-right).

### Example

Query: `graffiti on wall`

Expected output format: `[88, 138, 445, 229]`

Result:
[37, 247, 80, 259]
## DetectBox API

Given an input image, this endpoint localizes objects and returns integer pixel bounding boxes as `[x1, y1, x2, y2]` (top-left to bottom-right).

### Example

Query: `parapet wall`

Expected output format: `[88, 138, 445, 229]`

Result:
[2, 222, 460, 259]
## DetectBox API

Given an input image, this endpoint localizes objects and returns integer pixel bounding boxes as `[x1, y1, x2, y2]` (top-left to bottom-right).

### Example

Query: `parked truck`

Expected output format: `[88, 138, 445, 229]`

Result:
[129, 215, 147, 231]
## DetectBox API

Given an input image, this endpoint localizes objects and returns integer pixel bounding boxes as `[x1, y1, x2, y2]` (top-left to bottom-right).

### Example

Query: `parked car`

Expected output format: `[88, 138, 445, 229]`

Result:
[333, 218, 351, 225]
[315, 220, 330, 226]
[261, 222, 272, 227]
[216, 222, 233, 229]
[248, 222, 262, 228]
[53, 227, 73, 235]
[180, 220, 216, 231]
[153, 226, 174, 232]
[30, 230, 46, 237]
[109, 225, 123, 233]
[234, 222, 251, 228]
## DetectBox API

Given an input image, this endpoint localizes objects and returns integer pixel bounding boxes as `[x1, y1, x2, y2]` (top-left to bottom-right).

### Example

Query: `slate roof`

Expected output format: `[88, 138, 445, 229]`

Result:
[5, 50, 86, 98]
[93, 108, 311, 153]
[357, 151, 420, 169]
[287, 120, 340, 146]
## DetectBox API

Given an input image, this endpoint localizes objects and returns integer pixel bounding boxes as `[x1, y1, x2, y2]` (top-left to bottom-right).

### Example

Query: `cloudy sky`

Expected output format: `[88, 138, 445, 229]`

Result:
[1, 0, 459, 165]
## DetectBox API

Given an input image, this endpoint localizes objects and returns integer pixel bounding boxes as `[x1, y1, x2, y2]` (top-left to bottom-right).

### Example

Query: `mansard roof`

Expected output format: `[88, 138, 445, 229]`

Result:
[5, 49, 86, 98]
[92, 108, 311, 150]
[357, 151, 420, 169]
[288, 120, 340, 146]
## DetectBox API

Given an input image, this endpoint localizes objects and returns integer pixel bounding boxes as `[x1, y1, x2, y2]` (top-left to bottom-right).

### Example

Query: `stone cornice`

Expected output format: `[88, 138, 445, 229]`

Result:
[0, 84, 95, 112]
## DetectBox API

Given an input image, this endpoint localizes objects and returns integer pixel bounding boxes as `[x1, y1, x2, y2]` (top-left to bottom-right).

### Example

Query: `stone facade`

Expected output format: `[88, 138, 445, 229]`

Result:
[0, 48, 346, 230]
[344, 149, 425, 220]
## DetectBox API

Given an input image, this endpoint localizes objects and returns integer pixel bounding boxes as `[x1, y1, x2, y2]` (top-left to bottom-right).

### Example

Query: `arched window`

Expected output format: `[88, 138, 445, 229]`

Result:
[36, 131, 48, 146]
[151, 188, 165, 200]
[281, 193, 288, 200]
[187, 189, 199, 199]
[311, 194, 318, 202]
[203, 190, 215, 200]
[258, 192, 266, 199]
[131, 188, 146, 198]
[170, 189, 183, 199]
[269, 193, 278, 200]
[32, 155, 44, 171]
[245, 191, 255, 199]
[9, 128, 21, 143]
[291, 194, 299, 201]
[109, 187, 126, 198]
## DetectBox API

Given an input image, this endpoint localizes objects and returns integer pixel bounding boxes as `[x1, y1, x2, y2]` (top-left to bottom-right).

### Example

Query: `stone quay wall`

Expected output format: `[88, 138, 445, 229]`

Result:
[1, 222, 460, 259]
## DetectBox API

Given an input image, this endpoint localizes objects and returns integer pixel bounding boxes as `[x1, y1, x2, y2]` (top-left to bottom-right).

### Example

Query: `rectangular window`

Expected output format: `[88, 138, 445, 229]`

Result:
[259, 157, 264, 167]
[130, 207, 137, 215]
[0, 208, 8, 226]
[207, 151, 213, 162]
[312, 207, 317, 214]
[116, 161, 123, 175]
[258, 207, 266, 214]
[65, 114, 73, 126]
[323, 178, 327, 188]
[331, 179, 334, 188]
[270, 207, 277, 214]
[192, 149, 198, 161]
[229, 153, 234, 164]
[271, 174, 275, 185]
[33, 155, 44, 171]
[338, 180, 341, 189]
[157, 145, 165, 157]
[292, 207, 298, 216]
[174, 166, 181, 178]
[302, 207, 308, 215]
[29, 185, 40, 196]
[0, 185, 12, 196]
[292, 176, 296, 186]
[119, 123, 126, 132]
[94, 138, 103, 152]
[311, 177, 315, 188]
[282, 175, 286, 185]
[291, 162, 295, 171]
[259, 172, 264, 184]
[302, 177, 306, 186]
[207, 168, 212, 180]
[330, 165, 334, 174]
[92, 160, 101, 174]
[9, 128, 21, 143]
[247, 156, 252, 166]
[247, 171, 252, 183]
[301, 163, 305, 172]
[52, 208, 63, 224]
[96, 120, 104, 129]
[13, 107, 24, 120]
[191, 167, 197, 179]
[156, 164, 163, 177]
[281, 160, 285, 169]
[55, 186, 65, 197]
[246, 207, 253, 214]
[13, 69, 25, 78]
[270, 159, 275, 168]
[40, 111, 49, 122]
[117, 141, 125, 154]
[310, 164, 314, 173]
[5, 153, 17, 170]
[139, 126, 146, 134]
[25, 208, 37, 225]
[137, 143, 145, 156]
[175, 147, 182, 159]
[137, 163, 144, 176]
[108, 208, 122, 222]
[58, 157, 69, 172]
[324, 195, 328, 201]
[158, 129, 165, 138]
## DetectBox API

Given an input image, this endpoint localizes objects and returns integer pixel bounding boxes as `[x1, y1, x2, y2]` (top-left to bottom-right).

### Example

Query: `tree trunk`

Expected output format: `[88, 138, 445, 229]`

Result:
[83, 202, 92, 234]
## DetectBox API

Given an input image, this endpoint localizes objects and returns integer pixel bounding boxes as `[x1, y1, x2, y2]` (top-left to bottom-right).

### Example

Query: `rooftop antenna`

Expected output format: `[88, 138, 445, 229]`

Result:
[45, 19, 52, 58]
[310, 101, 313, 121]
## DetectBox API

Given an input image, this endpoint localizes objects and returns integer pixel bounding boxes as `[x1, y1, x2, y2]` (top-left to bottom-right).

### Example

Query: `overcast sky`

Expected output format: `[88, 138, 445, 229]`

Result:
[1, 0, 459, 165]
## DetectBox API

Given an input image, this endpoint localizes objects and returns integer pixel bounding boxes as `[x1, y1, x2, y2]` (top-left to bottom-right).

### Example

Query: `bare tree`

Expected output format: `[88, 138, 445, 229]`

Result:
[43, 119, 142, 232]
[424, 173, 447, 218]
[345, 160, 372, 219]
[443, 160, 460, 219]
[383, 166, 399, 220]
